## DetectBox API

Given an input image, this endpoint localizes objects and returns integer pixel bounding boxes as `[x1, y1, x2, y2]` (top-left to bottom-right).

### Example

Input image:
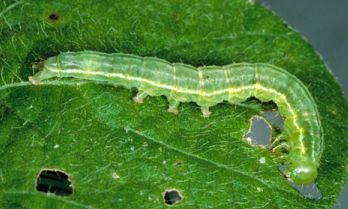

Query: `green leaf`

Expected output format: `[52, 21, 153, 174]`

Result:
[1, 0, 347, 208]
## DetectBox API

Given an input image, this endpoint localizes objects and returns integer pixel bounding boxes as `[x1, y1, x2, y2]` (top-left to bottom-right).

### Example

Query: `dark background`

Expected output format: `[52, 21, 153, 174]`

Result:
[259, 1, 348, 208]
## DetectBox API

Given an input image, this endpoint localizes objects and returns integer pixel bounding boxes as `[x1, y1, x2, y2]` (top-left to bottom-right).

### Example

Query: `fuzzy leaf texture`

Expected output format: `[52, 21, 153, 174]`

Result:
[0, 0, 347, 209]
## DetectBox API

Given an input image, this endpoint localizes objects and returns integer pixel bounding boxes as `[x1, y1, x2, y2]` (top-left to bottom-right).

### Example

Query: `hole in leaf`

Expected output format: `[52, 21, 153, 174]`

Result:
[244, 109, 285, 149]
[36, 169, 73, 196]
[48, 13, 60, 21]
[163, 189, 183, 205]
[175, 160, 183, 167]
[291, 182, 322, 199]
[263, 110, 284, 129]
[244, 116, 272, 148]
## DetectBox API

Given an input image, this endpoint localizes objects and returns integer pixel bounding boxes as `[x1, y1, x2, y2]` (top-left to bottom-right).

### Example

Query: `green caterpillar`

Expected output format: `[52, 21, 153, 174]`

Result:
[29, 50, 323, 185]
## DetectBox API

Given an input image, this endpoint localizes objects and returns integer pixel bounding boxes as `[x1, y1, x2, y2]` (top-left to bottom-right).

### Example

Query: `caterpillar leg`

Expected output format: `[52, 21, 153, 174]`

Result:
[133, 91, 148, 104]
[28, 70, 56, 85]
[272, 142, 290, 154]
[167, 98, 180, 114]
[276, 154, 287, 161]
[201, 106, 212, 118]
[270, 135, 286, 148]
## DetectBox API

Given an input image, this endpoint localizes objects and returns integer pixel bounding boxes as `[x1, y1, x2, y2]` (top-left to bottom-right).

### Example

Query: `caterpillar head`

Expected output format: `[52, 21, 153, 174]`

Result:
[289, 157, 317, 185]
[43, 56, 60, 71]
[32, 56, 57, 71]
